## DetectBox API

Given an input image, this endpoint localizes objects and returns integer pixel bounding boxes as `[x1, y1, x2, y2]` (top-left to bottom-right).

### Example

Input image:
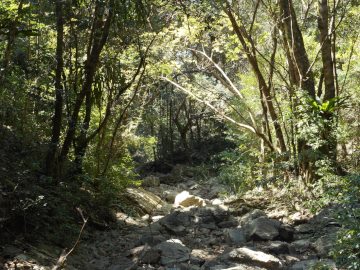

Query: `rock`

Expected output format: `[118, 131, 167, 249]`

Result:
[289, 239, 312, 253]
[210, 265, 267, 270]
[293, 233, 313, 241]
[156, 203, 173, 215]
[128, 245, 150, 257]
[190, 255, 205, 266]
[211, 199, 223, 205]
[108, 256, 133, 270]
[149, 221, 164, 234]
[210, 206, 230, 223]
[142, 248, 161, 264]
[174, 191, 206, 208]
[125, 188, 163, 214]
[314, 233, 337, 257]
[164, 190, 178, 203]
[136, 234, 167, 247]
[209, 265, 231, 270]
[294, 223, 314, 234]
[289, 259, 336, 270]
[187, 263, 201, 270]
[262, 241, 289, 255]
[279, 224, 294, 242]
[225, 228, 247, 245]
[155, 239, 191, 265]
[151, 215, 165, 222]
[218, 220, 238, 228]
[225, 247, 282, 269]
[142, 175, 161, 187]
[200, 223, 218, 230]
[240, 209, 267, 225]
[159, 210, 191, 236]
[212, 230, 224, 236]
[190, 249, 216, 263]
[193, 207, 216, 224]
[244, 216, 280, 240]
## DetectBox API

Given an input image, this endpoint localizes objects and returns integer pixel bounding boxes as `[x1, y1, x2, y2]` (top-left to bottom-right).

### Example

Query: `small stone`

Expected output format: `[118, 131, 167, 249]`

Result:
[152, 215, 165, 222]
[289, 259, 336, 270]
[174, 191, 206, 208]
[142, 214, 150, 221]
[240, 209, 267, 225]
[294, 223, 314, 234]
[155, 239, 191, 266]
[279, 224, 294, 242]
[136, 234, 167, 247]
[199, 222, 218, 230]
[244, 216, 280, 241]
[212, 199, 223, 205]
[264, 241, 289, 255]
[290, 239, 312, 253]
[225, 228, 247, 245]
[164, 190, 178, 203]
[142, 249, 161, 264]
[226, 247, 282, 269]
[218, 220, 238, 228]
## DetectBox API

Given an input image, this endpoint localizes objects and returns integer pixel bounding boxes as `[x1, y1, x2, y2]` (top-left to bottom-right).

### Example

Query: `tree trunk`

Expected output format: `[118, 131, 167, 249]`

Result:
[45, 0, 64, 177]
[59, 0, 113, 169]
[318, 0, 335, 101]
[318, 0, 337, 163]
[224, 4, 287, 153]
[279, 0, 316, 96]
[74, 90, 92, 173]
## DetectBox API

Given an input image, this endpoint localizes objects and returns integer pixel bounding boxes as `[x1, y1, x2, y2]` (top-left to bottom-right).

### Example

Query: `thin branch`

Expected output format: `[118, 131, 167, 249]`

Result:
[341, 33, 358, 92]
[162, 77, 255, 132]
[249, 0, 261, 34]
[189, 48, 258, 127]
[52, 208, 88, 270]
[190, 48, 244, 99]
[161, 76, 277, 152]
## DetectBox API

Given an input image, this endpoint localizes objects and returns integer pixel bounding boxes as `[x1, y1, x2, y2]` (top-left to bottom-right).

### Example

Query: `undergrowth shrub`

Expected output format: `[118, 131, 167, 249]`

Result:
[331, 174, 360, 269]
[216, 146, 262, 194]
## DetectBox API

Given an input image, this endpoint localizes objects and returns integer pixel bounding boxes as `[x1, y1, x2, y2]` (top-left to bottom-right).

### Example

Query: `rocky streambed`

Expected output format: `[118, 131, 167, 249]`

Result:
[2, 166, 342, 270]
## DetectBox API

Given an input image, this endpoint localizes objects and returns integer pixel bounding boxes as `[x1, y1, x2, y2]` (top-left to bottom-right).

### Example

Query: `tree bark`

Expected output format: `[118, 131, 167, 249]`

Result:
[279, 0, 316, 97]
[59, 0, 113, 167]
[224, 4, 287, 153]
[318, 0, 337, 163]
[45, 0, 64, 177]
[318, 0, 336, 101]
[279, 0, 316, 182]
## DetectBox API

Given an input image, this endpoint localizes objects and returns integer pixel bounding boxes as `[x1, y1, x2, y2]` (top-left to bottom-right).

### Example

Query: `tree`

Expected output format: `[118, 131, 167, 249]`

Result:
[158, 0, 355, 182]
[45, 0, 64, 177]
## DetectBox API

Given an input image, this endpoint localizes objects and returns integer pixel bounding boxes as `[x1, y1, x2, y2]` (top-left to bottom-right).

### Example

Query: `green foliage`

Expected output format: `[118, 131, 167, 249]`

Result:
[83, 143, 137, 207]
[127, 135, 157, 163]
[308, 97, 347, 114]
[302, 169, 360, 269]
[331, 174, 360, 269]
[216, 146, 262, 194]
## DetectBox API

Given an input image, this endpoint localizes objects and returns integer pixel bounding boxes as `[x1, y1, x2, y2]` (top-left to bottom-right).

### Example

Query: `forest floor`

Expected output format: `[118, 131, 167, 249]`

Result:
[1, 164, 342, 270]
